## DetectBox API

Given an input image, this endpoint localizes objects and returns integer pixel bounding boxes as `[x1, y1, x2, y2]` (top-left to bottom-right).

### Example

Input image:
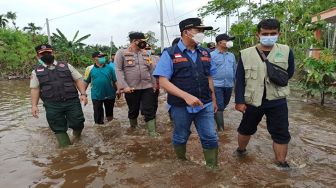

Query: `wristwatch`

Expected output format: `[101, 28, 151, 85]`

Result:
[81, 93, 87, 97]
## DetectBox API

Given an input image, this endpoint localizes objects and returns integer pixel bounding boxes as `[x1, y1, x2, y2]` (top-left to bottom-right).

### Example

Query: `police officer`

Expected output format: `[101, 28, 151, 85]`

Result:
[30, 44, 88, 147]
[115, 32, 158, 137]
[235, 19, 295, 168]
[153, 18, 219, 168]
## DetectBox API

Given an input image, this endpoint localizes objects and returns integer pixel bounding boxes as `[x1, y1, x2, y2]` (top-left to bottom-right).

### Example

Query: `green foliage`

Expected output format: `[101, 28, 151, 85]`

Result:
[297, 50, 336, 105]
[0, 28, 47, 78]
[52, 28, 91, 67]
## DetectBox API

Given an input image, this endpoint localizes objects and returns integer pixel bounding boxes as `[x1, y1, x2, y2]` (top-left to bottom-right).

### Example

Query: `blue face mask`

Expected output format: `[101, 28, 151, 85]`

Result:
[38, 59, 44, 65]
[146, 50, 152, 56]
[260, 35, 278, 46]
[98, 57, 106, 64]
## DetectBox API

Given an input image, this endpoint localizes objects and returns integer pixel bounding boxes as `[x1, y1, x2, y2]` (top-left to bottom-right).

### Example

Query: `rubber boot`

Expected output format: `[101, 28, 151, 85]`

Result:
[55, 132, 71, 148]
[146, 119, 159, 137]
[129, 118, 138, 128]
[215, 111, 224, 132]
[203, 148, 218, 168]
[73, 129, 82, 139]
[174, 144, 187, 160]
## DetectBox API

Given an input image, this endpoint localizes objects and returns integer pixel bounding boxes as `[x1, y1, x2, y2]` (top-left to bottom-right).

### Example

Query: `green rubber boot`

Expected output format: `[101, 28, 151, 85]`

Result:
[174, 144, 187, 160]
[73, 129, 82, 139]
[129, 118, 138, 128]
[55, 132, 71, 148]
[203, 148, 218, 168]
[215, 111, 224, 132]
[146, 119, 159, 137]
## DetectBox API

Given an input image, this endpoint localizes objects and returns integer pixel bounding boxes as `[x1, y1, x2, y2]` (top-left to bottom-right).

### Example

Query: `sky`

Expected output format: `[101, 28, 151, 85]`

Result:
[0, 0, 233, 48]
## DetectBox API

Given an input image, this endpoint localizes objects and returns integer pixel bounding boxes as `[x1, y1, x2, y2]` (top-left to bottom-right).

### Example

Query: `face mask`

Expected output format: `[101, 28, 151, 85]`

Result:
[98, 57, 106, 64]
[226, 41, 234, 48]
[260, 35, 278, 46]
[137, 41, 147, 49]
[38, 59, 44, 65]
[40, 54, 55, 64]
[146, 50, 152, 56]
[191, 32, 205, 44]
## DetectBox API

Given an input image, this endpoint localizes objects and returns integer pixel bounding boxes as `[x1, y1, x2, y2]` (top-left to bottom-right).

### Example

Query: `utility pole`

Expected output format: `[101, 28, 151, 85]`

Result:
[110, 35, 113, 56]
[46, 18, 52, 45]
[160, 0, 164, 51]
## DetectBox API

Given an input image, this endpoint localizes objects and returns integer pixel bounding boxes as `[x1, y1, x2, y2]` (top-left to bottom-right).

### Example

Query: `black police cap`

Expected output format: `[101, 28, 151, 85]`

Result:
[215, 33, 235, 43]
[129, 32, 146, 40]
[92, 51, 107, 58]
[179, 18, 213, 32]
[35, 44, 53, 54]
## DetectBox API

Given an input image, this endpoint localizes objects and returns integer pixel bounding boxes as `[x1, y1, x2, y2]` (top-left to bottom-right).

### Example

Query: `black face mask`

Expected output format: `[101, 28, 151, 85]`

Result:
[40, 54, 55, 64]
[137, 41, 147, 49]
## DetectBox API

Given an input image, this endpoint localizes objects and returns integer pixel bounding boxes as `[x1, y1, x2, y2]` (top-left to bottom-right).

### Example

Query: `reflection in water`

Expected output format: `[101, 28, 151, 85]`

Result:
[0, 80, 335, 187]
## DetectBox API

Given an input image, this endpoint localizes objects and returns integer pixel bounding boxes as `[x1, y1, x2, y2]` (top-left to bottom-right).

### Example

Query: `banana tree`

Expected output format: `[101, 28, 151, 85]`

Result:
[52, 28, 91, 66]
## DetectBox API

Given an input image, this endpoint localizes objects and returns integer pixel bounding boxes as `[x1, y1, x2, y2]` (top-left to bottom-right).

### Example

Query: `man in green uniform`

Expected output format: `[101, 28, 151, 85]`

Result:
[30, 44, 88, 147]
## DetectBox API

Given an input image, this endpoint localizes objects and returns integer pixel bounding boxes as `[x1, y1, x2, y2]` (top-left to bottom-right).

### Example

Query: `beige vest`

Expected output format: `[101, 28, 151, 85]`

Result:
[240, 43, 290, 107]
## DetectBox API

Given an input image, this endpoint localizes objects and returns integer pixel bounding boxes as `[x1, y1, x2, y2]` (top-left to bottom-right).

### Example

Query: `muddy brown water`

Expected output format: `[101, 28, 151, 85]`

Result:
[0, 80, 335, 188]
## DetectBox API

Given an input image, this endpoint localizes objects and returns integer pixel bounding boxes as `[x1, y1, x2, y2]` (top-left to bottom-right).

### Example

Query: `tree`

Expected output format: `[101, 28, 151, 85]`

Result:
[52, 28, 91, 66]
[0, 15, 8, 28]
[6, 11, 17, 30]
[23, 22, 42, 35]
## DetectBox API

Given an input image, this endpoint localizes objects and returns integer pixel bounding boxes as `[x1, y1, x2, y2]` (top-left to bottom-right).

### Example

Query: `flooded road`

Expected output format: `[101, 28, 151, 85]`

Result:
[0, 80, 335, 187]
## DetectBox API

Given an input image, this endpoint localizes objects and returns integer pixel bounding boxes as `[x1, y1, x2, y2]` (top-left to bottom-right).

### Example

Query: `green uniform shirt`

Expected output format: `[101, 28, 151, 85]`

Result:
[84, 64, 117, 100]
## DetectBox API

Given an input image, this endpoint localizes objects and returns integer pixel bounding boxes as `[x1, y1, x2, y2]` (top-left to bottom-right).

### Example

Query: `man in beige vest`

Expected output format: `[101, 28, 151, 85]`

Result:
[234, 19, 295, 168]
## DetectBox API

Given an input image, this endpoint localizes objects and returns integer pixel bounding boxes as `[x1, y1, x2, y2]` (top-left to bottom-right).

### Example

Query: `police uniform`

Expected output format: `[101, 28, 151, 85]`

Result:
[115, 32, 158, 136]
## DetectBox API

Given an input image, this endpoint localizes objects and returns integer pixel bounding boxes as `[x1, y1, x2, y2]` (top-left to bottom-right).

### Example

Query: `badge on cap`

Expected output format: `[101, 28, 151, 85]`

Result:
[128, 60, 133, 65]
[59, 63, 65, 67]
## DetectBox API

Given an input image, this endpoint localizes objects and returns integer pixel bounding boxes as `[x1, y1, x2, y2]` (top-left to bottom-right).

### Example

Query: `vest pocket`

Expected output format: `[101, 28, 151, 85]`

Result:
[275, 86, 289, 98]
[202, 61, 211, 76]
[244, 67, 258, 80]
[36, 71, 49, 83]
[173, 62, 192, 78]
[64, 82, 77, 93]
[41, 85, 54, 98]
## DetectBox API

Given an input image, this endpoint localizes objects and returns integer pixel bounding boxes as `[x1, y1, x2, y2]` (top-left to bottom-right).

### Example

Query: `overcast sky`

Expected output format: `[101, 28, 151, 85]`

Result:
[1, 0, 232, 48]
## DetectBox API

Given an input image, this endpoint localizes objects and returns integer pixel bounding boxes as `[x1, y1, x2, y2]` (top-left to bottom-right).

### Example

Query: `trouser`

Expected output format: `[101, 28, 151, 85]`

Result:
[237, 103, 291, 144]
[43, 98, 85, 134]
[92, 98, 115, 124]
[125, 88, 156, 122]
[214, 87, 233, 111]
[170, 104, 218, 149]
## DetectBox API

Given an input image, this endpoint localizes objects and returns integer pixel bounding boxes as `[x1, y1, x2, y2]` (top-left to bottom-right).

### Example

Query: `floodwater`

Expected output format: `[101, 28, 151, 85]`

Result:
[0, 80, 335, 188]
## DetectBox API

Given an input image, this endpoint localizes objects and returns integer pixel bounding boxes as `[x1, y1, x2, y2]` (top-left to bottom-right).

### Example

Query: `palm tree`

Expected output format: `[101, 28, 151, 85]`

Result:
[23, 22, 42, 35]
[6, 11, 17, 30]
[0, 15, 8, 28]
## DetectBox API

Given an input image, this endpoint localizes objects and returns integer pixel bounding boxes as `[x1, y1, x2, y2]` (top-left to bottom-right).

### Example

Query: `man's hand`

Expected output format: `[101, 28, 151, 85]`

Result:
[213, 101, 218, 113]
[123, 87, 135, 93]
[32, 105, 39, 118]
[184, 93, 204, 107]
[80, 95, 88, 106]
[235, 103, 247, 113]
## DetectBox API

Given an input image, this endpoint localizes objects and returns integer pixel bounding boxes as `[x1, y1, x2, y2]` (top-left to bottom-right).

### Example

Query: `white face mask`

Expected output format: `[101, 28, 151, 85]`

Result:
[187, 31, 205, 44]
[226, 41, 233, 48]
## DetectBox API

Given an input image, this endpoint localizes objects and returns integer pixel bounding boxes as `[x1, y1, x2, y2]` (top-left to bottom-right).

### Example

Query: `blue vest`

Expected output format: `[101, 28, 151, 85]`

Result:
[166, 45, 212, 106]
[35, 62, 78, 102]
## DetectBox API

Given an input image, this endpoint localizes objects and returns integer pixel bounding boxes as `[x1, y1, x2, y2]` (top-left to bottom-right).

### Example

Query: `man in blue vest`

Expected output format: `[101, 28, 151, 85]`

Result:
[153, 18, 219, 168]
[84, 51, 117, 124]
[30, 44, 88, 147]
[235, 19, 295, 168]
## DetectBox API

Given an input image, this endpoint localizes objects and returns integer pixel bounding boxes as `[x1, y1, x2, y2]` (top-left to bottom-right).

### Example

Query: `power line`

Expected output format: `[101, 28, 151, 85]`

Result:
[50, 0, 120, 21]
